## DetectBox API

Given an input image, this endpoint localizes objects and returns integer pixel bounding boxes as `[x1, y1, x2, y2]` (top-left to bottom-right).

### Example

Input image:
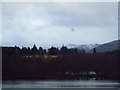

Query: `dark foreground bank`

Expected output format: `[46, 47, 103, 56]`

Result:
[2, 46, 120, 81]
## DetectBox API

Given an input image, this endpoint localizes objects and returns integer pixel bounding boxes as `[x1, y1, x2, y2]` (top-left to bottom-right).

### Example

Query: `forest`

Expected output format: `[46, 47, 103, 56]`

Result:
[2, 45, 120, 81]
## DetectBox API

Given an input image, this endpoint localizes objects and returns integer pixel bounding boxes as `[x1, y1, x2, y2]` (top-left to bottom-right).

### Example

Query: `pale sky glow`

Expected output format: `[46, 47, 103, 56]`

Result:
[2, 2, 118, 48]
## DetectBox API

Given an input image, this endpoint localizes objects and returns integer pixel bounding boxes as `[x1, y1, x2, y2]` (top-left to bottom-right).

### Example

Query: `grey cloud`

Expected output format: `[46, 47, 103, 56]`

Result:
[2, 2, 118, 47]
[28, 2, 117, 27]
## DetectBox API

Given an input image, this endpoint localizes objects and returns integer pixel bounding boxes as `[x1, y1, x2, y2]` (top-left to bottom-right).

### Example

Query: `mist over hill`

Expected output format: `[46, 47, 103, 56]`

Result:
[77, 44, 99, 52]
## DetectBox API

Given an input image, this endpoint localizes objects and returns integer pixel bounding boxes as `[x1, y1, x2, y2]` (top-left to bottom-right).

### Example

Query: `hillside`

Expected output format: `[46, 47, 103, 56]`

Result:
[95, 40, 120, 53]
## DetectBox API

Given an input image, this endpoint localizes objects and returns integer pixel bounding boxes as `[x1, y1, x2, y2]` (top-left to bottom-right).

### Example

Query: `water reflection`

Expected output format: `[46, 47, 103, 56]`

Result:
[2, 80, 119, 88]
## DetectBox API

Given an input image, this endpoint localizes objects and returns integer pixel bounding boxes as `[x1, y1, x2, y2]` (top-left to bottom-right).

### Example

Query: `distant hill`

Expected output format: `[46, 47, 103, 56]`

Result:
[43, 40, 120, 53]
[68, 40, 120, 53]
[95, 40, 120, 53]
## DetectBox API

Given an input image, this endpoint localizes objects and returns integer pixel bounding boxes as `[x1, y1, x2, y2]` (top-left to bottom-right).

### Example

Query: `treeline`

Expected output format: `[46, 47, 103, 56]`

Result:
[2, 45, 79, 56]
[2, 45, 120, 81]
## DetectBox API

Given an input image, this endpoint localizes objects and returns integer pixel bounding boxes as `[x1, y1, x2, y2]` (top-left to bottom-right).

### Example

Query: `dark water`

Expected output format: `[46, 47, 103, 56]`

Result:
[2, 80, 120, 88]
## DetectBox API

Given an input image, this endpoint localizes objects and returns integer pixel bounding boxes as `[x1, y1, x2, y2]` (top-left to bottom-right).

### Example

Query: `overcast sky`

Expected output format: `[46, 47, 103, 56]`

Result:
[2, 2, 118, 48]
